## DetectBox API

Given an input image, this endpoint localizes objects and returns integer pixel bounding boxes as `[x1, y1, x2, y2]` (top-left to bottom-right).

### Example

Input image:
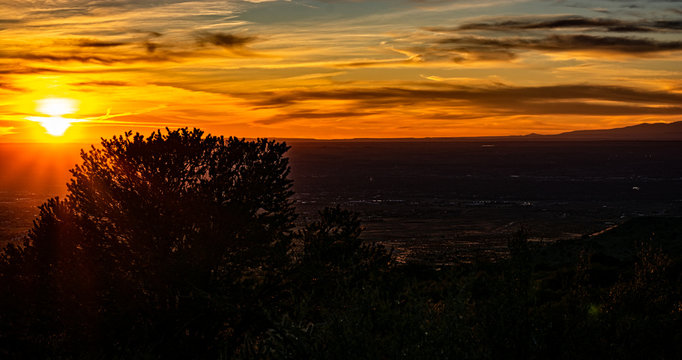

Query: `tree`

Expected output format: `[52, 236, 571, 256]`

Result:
[301, 205, 391, 275]
[8, 128, 297, 357]
[0, 127, 398, 358]
[66, 127, 295, 272]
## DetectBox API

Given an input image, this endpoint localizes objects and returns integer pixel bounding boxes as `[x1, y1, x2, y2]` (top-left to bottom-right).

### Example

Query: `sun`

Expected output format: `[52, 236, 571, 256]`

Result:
[37, 98, 77, 117]
[30, 97, 80, 136]
[39, 117, 74, 137]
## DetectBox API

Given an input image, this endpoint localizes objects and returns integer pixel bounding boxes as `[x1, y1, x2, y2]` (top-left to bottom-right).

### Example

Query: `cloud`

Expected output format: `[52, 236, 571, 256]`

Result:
[194, 31, 257, 49]
[144, 41, 158, 53]
[257, 110, 378, 125]
[0, 64, 132, 75]
[428, 34, 682, 60]
[427, 16, 682, 33]
[133, 30, 163, 38]
[0, 52, 164, 64]
[77, 39, 128, 47]
[0, 34, 261, 68]
[0, 18, 22, 24]
[0, 82, 23, 92]
[415, 15, 682, 61]
[0, 126, 15, 136]
[71, 81, 131, 86]
[27, 7, 91, 18]
[244, 83, 682, 119]
[335, 57, 422, 68]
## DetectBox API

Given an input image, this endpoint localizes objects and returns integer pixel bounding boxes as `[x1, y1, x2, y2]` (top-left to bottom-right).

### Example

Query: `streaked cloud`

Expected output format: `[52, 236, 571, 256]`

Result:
[195, 32, 257, 48]
[432, 34, 682, 59]
[257, 110, 379, 125]
[0, 126, 15, 136]
[0, 0, 680, 141]
[0, 82, 24, 92]
[76, 39, 129, 47]
[71, 80, 131, 87]
[244, 84, 682, 117]
[428, 16, 682, 33]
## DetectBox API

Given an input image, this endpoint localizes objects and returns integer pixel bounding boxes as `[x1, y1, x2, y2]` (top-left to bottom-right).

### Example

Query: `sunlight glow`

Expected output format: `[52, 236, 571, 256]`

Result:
[39, 117, 73, 136]
[37, 98, 77, 117]
[32, 98, 80, 136]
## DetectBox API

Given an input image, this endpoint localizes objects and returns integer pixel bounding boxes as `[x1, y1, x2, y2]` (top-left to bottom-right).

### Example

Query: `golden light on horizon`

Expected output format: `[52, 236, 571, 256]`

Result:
[31, 98, 80, 137]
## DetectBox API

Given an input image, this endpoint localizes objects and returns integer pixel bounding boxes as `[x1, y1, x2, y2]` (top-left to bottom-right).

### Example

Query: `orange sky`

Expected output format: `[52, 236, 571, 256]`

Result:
[1, 0, 681, 142]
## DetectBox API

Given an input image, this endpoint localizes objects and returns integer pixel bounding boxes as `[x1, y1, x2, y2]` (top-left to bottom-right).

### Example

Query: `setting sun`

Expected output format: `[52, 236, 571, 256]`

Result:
[38, 117, 74, 137]
[29, 98, 80, 136]
[37, 98, 77, 117]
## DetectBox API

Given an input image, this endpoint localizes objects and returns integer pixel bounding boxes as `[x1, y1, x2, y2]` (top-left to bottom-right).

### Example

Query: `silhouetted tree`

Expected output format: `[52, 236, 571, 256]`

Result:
[301, 205, 391, 277]
[4, 128, 296, 357]
[66, 128, 294, 273]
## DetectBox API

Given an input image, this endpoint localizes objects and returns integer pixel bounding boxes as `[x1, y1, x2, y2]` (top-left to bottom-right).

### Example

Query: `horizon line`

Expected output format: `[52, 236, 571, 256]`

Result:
[2, 120, 680, 145]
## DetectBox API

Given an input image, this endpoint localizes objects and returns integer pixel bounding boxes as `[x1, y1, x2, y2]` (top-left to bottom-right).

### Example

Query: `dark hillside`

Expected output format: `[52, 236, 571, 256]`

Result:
[530, 121, 682, 141]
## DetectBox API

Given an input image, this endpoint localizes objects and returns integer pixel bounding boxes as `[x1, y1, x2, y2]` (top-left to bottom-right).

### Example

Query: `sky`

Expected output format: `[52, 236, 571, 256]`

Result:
[0, 0, 681, 142]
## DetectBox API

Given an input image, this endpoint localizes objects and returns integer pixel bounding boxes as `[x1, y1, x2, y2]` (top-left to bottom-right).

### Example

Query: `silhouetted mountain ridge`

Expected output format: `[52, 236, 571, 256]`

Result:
[281, 121, 682, 142]
[525, 121, 682, 141]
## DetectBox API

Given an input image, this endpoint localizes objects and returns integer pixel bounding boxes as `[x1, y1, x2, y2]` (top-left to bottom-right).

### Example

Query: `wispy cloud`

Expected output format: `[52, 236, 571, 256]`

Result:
[244, 83, 682, 120]
[71, 80, 131, 87]
[0, 51, 172, 64]
[427, 16, 682, 33]
[194, 31, 257, 48]
[75, 39, 128, 47]
[257, 110, 378, 125]
[432, 34, 682, 60]
[82, 104, 170, 125]
[0, 82, 24, 92]
[413, 13, 682, 63]
[0, 126, 15, 136]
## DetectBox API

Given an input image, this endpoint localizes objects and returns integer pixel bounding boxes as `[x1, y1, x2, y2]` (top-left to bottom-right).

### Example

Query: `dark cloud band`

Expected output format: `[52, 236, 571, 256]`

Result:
[427, 16, 682, 33]
[194, 32, 257, 49]
[244, 84, 682, 122]
[436, 34, 682, 55]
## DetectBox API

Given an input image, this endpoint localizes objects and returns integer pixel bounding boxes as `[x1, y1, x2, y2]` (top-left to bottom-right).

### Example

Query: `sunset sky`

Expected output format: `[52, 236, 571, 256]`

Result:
[1, 0, 681, 142]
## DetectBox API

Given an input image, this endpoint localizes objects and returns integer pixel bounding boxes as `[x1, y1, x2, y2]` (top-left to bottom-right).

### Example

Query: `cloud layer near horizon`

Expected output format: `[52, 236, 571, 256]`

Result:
[1, 0, 681, 141]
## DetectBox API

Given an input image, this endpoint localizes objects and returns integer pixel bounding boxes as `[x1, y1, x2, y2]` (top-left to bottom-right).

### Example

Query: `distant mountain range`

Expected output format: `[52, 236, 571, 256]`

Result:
[292, 121, 682, 142]
[523, 121, 682, 141]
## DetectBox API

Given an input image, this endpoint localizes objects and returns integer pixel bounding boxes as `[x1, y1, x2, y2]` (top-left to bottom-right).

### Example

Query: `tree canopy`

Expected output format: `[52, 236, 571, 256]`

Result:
[1, 128, 304, 357]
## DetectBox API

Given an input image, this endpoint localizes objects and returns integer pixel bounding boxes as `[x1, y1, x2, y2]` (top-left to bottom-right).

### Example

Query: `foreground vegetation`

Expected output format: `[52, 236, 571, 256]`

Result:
[1, 129, 681, 359]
